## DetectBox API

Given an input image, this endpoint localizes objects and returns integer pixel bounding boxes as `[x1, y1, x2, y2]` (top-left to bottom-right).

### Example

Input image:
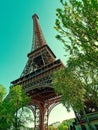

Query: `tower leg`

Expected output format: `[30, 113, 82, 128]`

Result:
[33, 102, 49, 130]
[34, 106, 40, 130]
[39, 103, 49, 130]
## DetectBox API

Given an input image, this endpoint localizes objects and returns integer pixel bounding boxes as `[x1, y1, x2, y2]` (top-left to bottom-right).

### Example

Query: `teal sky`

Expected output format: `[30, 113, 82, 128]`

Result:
[0, 0, 66, 91]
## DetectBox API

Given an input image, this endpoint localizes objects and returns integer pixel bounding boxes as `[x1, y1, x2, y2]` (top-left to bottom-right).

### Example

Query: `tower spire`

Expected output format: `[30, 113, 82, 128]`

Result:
[20, 13, 56, 77]
[31, 14, 46, 51]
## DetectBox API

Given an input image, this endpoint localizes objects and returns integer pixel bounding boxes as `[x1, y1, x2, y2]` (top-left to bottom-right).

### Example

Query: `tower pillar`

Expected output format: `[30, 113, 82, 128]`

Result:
[33, 101, 49, 130]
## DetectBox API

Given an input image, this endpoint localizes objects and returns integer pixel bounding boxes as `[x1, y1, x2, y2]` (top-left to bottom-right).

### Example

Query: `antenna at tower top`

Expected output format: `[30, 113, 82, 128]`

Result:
[31, 13, 46, 51]
[32, 13, 39, 19]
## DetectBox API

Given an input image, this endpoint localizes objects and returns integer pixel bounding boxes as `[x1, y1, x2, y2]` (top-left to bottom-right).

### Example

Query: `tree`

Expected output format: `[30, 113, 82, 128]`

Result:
[0, 84, 6, 103]
[57, 119, 75, 130]
[67, 55, 98, 108]
[55, 0, 98, 110]
[55, 0, 98, 107]
[55, 0, 98, 96]
[0, 85, 32, 130]
[58, 123, 68, 130]
[48, 125, 57, 130]
[9, 85, 31, 130]
[54, 0, 98, 129]
[52, 68, 94, 129]
[0, 84, 8, 129]
[53, 68, 86, 112]
[55, 0, 98, 67]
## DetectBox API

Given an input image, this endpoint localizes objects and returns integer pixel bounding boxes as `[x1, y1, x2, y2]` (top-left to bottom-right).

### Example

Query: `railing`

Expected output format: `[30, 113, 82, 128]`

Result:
[11, 59, 62, 85]
[82, 111, 98, 122]
[75, 111, 98, 124]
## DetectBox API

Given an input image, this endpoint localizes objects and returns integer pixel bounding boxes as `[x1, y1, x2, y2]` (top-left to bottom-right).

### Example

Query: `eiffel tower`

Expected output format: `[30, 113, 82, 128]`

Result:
[11, 14, 64, 130]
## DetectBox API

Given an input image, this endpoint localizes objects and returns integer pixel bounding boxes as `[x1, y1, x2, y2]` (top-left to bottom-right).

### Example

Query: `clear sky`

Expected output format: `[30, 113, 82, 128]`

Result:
[0, 0, 75, 125]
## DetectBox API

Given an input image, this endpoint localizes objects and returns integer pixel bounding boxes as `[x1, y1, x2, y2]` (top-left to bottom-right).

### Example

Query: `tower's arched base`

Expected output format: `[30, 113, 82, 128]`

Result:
[30, 96, 61, 130]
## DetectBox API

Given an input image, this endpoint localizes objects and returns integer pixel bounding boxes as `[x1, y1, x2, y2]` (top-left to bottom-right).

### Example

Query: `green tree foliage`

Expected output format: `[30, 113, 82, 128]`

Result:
[53, 68, 86, 112]
[48, 125, 57, 130]
[55, 0, 98, 65]
[58, 124, 68, 130]
[57, 119, 74, 130]
[0, 84, 6, 103]
[54, 0, 98, 108]
[54, 1, 98, 129]
[0, 85, 31, 130]
[9, 85, 31, 130]
[49, 119, 74, 130]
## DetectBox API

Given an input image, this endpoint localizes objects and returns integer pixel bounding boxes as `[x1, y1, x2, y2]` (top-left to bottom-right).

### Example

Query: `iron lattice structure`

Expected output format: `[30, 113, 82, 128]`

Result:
[11, 14, 64, 130]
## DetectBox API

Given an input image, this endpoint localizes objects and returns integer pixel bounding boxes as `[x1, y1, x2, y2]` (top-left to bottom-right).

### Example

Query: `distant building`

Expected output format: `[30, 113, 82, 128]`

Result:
[49, 121, 60, 128]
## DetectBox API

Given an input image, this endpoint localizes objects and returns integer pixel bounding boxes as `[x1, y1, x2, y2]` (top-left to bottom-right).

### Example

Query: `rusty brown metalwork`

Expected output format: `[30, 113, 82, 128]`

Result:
[11, 14, 64, 130]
